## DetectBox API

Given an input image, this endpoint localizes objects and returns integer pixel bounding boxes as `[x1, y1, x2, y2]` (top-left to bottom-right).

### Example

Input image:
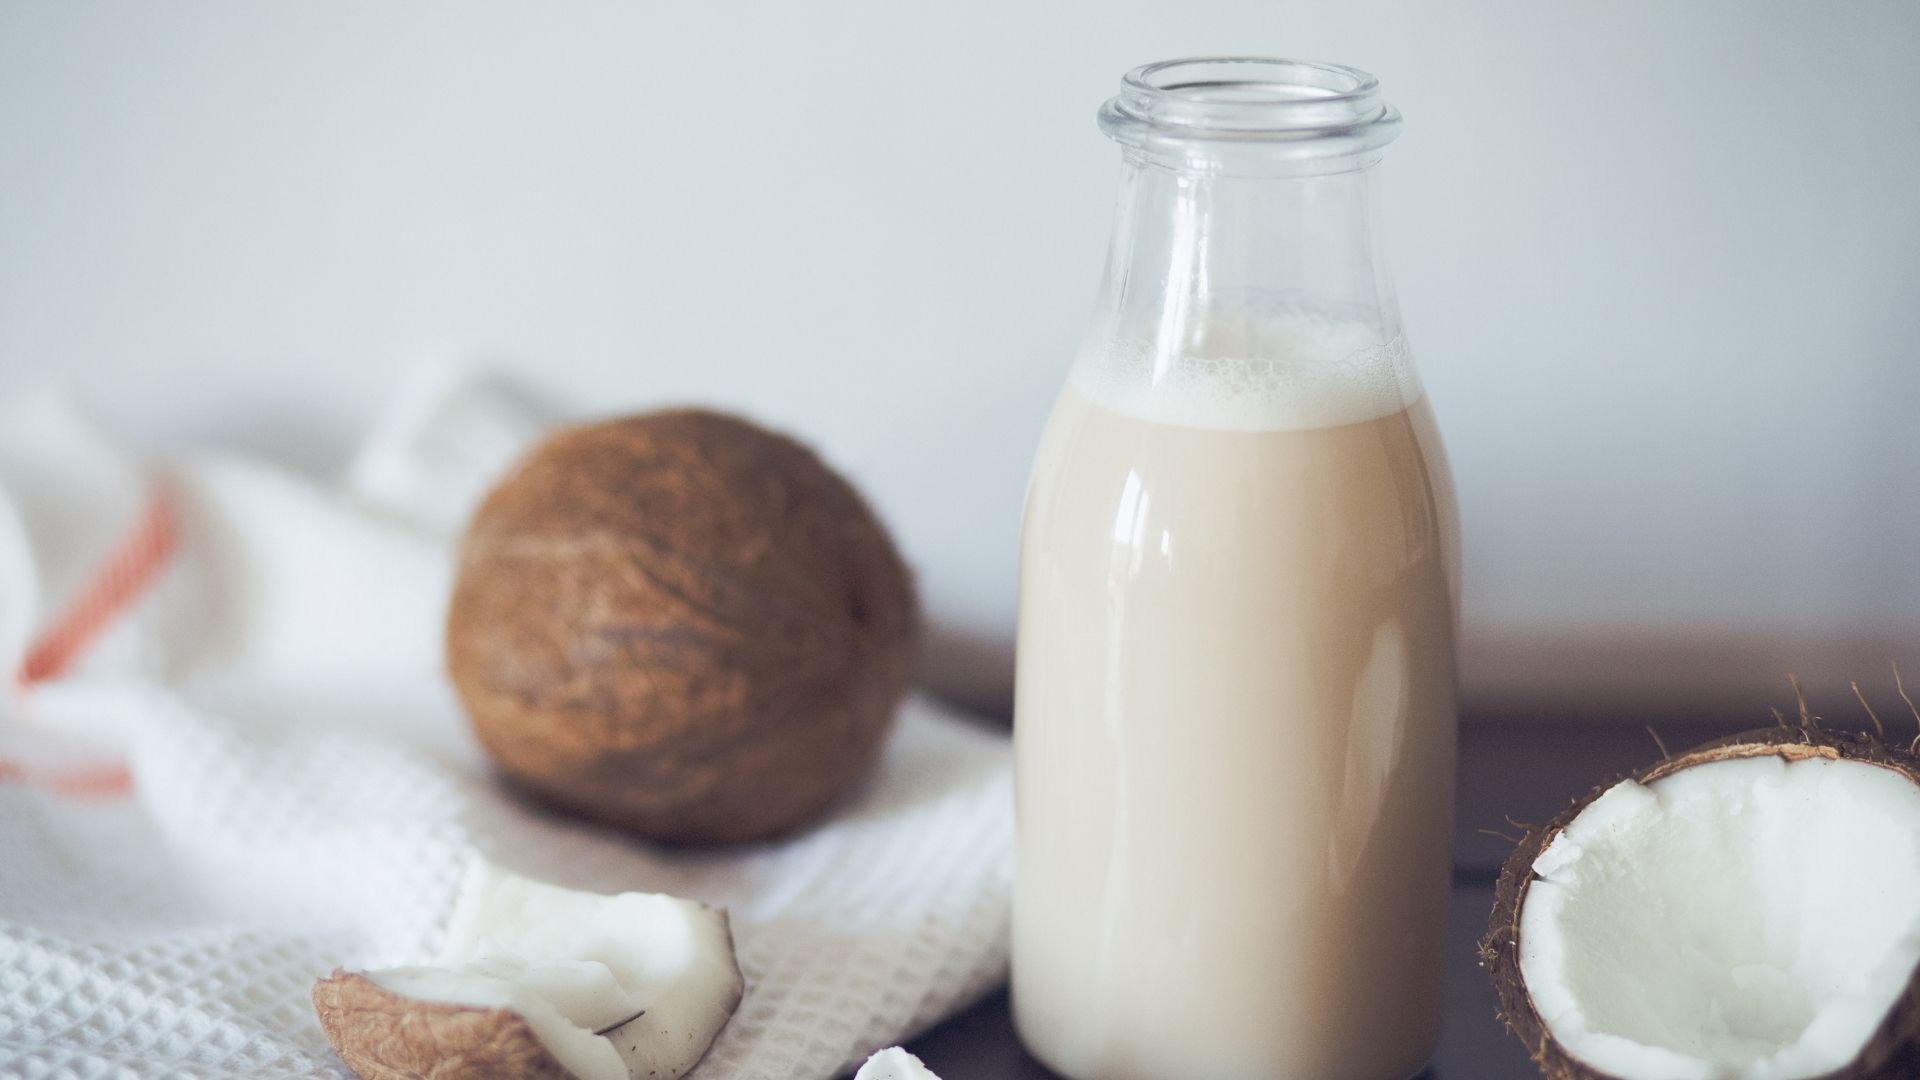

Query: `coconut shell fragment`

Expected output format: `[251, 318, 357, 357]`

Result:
[312, 860, 743, 1080]
[447, 409, 918, 845]
[1484, 725, 1920, 1080]
[314, 970, 575, 1080]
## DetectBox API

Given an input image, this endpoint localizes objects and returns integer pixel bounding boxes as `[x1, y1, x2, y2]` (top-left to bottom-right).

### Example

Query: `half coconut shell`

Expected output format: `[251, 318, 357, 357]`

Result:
[1483, 725, 1920, 1080]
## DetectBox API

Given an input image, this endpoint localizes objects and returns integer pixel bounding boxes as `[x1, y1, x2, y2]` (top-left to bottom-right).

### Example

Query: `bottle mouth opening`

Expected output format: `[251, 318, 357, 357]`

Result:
[1100, 57, 1401, 159]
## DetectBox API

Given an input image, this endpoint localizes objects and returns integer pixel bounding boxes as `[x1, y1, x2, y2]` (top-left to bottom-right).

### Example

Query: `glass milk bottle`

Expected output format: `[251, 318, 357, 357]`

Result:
[1013, 58, 1459, 1080]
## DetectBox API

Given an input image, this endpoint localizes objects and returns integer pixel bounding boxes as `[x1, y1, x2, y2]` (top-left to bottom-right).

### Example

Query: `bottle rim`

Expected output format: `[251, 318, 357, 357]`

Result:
[1100, 57, 1401, 158]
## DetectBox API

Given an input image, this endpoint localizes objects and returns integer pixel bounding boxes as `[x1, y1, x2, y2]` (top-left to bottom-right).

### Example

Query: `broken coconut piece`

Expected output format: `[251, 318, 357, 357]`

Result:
[1485, 726, 1920, 1080]
[313, 860, 743, 1080]
[854, 1046, 944, 1080]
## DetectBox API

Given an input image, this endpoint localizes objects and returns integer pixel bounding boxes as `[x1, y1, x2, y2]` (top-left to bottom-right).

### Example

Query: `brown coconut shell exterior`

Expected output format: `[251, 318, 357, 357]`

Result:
[1482, 725, 1920, 1080]
[312, 969, 575, 1080]
[446, 409, 918, 845]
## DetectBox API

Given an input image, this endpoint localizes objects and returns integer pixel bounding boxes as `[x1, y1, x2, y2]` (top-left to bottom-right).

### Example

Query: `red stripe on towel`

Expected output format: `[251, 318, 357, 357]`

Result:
[16, 493, 178, 686]
[3, 490, 177, 799]
[0, 758, 134, 799]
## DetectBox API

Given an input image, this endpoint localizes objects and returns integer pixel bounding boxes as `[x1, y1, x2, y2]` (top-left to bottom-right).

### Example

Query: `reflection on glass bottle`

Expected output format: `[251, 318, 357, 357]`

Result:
[1013, 58, 1459, 1080]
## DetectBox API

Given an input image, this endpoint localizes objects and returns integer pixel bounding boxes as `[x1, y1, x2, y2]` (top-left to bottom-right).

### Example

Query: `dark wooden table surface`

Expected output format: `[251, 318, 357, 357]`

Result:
[886, 710, 1747, 1080]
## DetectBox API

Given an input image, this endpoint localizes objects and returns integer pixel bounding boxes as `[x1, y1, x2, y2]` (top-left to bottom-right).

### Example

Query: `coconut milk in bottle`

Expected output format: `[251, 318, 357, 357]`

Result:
[1013, 60, 1459, 1080]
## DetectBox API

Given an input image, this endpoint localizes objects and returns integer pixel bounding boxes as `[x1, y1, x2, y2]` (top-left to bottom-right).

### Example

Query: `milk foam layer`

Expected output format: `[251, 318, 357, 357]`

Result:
[1069, 313, 1417, 433]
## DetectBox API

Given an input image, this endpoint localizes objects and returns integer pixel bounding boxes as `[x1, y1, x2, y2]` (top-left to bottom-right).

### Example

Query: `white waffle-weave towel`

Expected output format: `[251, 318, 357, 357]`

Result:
[0, 366, 1013, 1080]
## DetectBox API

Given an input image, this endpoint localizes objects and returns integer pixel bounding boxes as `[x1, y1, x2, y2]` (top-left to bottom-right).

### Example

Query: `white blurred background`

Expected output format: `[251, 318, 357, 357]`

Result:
[2, 1, 1916, 719]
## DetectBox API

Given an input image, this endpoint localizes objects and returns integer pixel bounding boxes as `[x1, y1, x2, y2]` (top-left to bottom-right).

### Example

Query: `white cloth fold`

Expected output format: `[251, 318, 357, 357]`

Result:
[0, 370, 1012, 1080]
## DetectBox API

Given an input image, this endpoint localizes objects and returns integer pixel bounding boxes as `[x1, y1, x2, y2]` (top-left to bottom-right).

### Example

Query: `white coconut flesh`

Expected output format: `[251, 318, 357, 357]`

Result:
[367, 861, 743, 1080]
[1520, 754, 1920, 1080]
[854, 1046, 944, 1080]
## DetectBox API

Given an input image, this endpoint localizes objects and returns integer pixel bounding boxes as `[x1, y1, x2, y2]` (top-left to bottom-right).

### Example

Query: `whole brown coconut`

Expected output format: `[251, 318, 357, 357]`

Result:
[447, 409, 917, 844]
[1483, 724, 1920, 1080]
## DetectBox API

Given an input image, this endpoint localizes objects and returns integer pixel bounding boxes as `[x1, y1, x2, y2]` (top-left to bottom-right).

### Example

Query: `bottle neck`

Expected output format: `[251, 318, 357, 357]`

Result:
[1091, 150, 1403, 362]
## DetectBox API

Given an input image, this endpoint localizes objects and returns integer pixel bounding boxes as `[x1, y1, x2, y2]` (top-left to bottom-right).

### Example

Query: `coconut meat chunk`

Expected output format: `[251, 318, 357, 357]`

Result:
[1518, 754, 1920, 1080]
[854, 1046, 944, 1080]
[364, 860, 743, 1080]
